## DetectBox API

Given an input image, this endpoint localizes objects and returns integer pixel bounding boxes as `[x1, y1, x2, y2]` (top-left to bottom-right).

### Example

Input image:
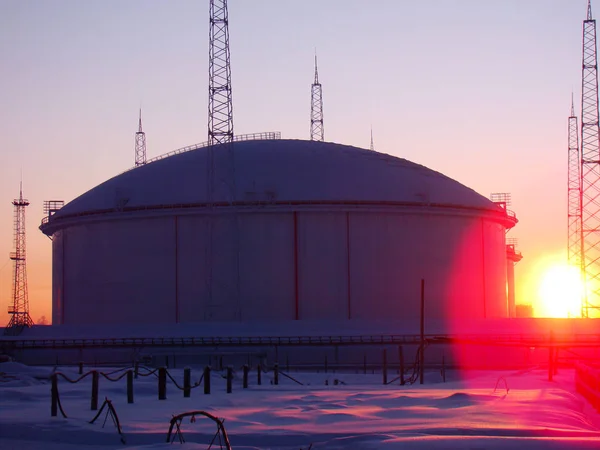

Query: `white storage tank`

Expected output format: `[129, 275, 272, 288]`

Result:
[40, 139, 516, 325]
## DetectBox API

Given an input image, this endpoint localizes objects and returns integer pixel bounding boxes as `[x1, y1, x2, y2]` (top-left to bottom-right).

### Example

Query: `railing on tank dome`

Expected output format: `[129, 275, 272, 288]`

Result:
[39, 199, 520, 230]
[490, 192, 517, 220]
[40, 132, 284, 229]
[40, 200, 65, 230]
[137, 131, 281, 168]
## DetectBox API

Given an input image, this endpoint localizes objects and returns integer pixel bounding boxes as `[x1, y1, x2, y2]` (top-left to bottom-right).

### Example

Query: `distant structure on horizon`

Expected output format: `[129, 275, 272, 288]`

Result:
[505, 236, 523, 318]
[370, 127, 374, 151]
[490, 193, 522, 318]
[135, 109, 147, 167]
[310, 54, 324, 141]
[579, 0, 600, 318]
[515, 303, 533, 318]
[5, 183, 33, 334]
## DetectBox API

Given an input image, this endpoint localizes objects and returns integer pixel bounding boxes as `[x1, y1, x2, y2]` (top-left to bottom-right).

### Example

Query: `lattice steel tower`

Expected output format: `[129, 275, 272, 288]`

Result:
[205, 0, 240, 320]
[208, 0, 233, 145]
[568, 95, 583, 317]
[568, 95, 582, 270]
[370, 126, 374, 151]
[5, 183, 33, 333]
[580, 0, 600, 317]
[135, 109, 146, 166]
[310, 54, 324, 141]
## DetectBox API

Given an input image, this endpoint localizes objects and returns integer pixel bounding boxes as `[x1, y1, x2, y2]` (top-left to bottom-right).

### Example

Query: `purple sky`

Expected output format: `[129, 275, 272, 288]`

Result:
[0, 0, 589, 322]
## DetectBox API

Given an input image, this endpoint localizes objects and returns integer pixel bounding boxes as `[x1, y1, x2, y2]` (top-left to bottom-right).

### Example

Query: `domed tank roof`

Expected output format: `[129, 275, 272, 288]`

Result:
[46, 139, 509, 224]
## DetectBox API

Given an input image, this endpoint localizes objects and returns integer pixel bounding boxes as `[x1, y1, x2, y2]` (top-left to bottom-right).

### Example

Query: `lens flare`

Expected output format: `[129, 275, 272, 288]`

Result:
[537, 264, 582, 318]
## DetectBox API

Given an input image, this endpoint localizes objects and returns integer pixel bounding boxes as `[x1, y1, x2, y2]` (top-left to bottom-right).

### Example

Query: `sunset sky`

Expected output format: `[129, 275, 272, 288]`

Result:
[0, 0, 589, 323]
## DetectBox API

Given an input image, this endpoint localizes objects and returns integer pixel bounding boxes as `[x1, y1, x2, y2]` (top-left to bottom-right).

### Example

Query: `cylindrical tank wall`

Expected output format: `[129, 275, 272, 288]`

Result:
[51, 209, 508, 325]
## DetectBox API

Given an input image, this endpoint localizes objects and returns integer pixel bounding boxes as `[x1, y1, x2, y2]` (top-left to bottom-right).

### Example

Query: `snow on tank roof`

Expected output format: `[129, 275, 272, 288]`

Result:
[50, 139, 503, 220]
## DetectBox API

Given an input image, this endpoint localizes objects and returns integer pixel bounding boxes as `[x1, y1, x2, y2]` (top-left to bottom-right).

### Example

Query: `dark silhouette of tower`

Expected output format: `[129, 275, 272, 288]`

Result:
[5, 183, 33, 334]
[135, 109, 147, 166]
[205, 0, 240, 321]
[580, 0, 600, 317]
[568, 95, 582, 315]
[370, 127, 374, 151]
[310, 54, 324, 141]
[208, 0, 233, 145]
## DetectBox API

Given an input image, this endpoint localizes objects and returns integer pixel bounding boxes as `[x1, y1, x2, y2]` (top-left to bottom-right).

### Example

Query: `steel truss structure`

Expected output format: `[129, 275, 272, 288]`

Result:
[135, 109, 146, 166]
[206, 0, 240, 321]
[568, 96, 583, 316]
[310, 54, 324, 141]
[5, 184, 33, 333]
[580, 1, 600, 318]
[208, 0, 233, 145]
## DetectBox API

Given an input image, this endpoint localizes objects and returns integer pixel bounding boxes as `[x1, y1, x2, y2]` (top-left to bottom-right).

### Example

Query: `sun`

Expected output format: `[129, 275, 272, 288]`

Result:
[538, 264, 583, 318]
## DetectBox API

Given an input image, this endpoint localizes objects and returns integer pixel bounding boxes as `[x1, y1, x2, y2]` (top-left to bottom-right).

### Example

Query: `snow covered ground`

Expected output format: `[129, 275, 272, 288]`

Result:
[1, 362, 600, 449]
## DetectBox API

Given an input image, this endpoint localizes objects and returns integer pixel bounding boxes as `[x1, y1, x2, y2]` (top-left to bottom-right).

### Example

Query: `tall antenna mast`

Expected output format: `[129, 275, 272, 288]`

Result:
[208, 0, 233, 144]
[370, 126, 374, 151]
[580, 0, 600, 318]
[568, 95, 583, 316]
[310, 52, 324, 141]
[205, 0, 240, 321]
[5, 182, 33, 334]
[135, 109, 147, 166]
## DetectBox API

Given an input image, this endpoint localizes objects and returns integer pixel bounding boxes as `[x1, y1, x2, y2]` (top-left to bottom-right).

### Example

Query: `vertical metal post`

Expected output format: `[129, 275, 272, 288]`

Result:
[78, 361, 83, 375]
[158, 367, 167, 400]
[226, 366, 233, 393]
[257, 364, 262, 385]
[442, 354, 446, 383]
[548, 347, 554, 381]
[51, 373, 58, 417]
[127, 370, 134, 404]
[382, 349, 388, 385]
[183, 367, 191, 398]
[274, 363, 279, 385]
[548, 331, 555, 382]
[293, 211, 299, 320]
[91, 371, 99, 410]
[346, 211, 352, 319]
[204, 366, 211, 394]
[420, 278, 425, 385]
[243, 364, 248, 388]
[399, 346, 405, 385]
